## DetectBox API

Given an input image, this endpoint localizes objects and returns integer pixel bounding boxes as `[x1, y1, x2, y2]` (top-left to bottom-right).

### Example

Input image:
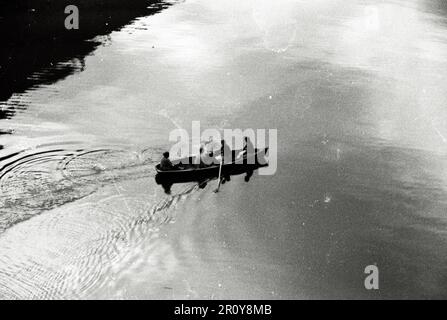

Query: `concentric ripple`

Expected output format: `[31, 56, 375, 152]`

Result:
[0, 145, 158, 233]
[0, 164, 204, 299]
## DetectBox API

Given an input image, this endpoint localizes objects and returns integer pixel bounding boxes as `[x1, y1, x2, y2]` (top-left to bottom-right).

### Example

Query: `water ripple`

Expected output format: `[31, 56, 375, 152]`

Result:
[0, 145, 158, 233]
[0, 171, 202, 299]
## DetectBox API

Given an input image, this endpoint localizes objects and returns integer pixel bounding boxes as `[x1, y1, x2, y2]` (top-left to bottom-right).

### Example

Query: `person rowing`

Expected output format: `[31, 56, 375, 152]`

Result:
[220, 139, 232, 164]
[218, 139, 232, 183]
[159, 151, 175, 171]
[243, 136, 254, 154]
[199, 146, 214, 168]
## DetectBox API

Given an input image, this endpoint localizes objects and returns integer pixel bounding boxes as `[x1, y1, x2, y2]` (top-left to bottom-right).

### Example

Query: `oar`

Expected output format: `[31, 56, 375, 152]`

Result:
[214, 156, 223, 193]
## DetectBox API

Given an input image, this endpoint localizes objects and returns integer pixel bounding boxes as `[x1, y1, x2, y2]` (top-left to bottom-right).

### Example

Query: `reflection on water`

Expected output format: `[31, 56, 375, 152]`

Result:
[0, 0, 171, 118]
[1, 0, 447, 299]
[423, 0, 447, 18]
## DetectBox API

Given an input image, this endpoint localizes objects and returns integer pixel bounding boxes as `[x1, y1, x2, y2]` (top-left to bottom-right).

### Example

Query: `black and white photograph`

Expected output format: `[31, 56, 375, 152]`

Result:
[1, 0, 447, 302]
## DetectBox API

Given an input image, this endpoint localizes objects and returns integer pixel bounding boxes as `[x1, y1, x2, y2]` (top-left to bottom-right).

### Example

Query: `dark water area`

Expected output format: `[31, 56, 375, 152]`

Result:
[1, 0, 447, 299]
[424, 0, 447, 15]
[0, 0, 170, 117]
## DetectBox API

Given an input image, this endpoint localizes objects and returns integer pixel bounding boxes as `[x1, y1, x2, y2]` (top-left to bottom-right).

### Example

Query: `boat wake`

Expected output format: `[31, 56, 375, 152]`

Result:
[0, 145, 162, 233]
[0, 142, 214, 299]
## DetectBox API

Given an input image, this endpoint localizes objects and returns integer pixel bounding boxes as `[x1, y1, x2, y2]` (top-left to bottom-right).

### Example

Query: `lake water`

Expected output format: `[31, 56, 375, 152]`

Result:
[1, 0, 447, 299]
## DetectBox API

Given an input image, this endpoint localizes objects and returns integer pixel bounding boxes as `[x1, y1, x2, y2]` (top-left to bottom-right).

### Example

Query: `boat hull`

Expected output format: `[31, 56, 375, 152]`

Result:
[155, 148, 269, 186]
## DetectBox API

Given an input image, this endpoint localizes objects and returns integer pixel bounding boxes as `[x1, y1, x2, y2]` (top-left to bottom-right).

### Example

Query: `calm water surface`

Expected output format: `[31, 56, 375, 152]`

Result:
[1, 0, 447, 299]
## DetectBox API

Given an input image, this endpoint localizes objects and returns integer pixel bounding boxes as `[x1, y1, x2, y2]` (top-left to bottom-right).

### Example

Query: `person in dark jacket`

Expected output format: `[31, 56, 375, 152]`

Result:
[160, 151, 174, 171]
[243, 136, 254, 154]
[220, 139, 232, 164]
[219, 139, 232, 183]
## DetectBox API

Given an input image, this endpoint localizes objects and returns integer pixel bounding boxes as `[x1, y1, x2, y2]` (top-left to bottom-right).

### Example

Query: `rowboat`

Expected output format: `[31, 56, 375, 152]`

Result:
[155, 148, 269, 187]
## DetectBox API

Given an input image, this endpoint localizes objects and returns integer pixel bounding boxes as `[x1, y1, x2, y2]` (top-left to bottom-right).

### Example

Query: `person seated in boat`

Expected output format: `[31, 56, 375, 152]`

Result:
[220, 139, 232, 164]
[243, 136, 255, 155]
[219, 139, 232, 183]
[160, 151, 175, 171]
[199, 146, 213, 168]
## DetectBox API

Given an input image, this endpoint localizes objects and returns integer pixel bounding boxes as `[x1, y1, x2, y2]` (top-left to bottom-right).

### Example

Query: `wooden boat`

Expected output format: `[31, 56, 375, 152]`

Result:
[155, 148, 269, 186]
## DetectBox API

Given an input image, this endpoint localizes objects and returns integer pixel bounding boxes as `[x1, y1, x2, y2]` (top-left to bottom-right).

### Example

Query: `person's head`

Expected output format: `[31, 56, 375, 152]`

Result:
[221, 139, 225, 146]
[163, 151, 170, 159]
[244, 136, 249, 142]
